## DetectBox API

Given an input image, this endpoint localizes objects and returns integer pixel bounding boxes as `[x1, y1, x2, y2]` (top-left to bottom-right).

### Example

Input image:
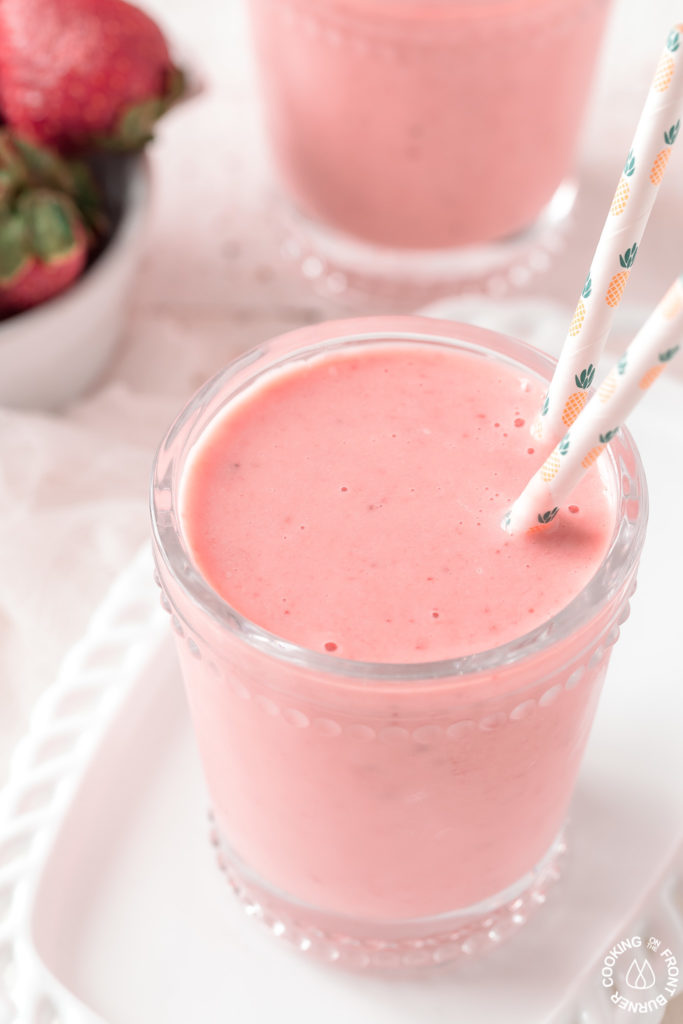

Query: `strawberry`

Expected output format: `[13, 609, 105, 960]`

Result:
[0, 129, 105, 314]
[0, 0, 184, 153]
[0, 194, 88, 313]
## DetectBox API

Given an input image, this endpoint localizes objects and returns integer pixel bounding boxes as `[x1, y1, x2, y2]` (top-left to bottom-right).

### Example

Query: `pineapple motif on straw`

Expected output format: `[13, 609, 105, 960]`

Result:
[650, 121, 681, 183]
[562, 364, 595, 427]
[653, 26, 681, 92]
[610, 150, 636, 216]
[530, 392, 549, 440]
[597, 354, 628, 403]
[541, 434, 570, 482]
[569, 274, 592, 336]
[530, 24, 683, 450]
[581, 428, 619, 469]
[528, 507, 560, 534]
[639, 346, 680, 389]
[605, 244, 638, 307]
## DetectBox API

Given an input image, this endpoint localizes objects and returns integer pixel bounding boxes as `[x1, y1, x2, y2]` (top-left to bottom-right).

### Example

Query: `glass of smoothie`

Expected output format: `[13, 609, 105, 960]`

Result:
[151, 316, 647, 969]
[247, 0, 613, 302]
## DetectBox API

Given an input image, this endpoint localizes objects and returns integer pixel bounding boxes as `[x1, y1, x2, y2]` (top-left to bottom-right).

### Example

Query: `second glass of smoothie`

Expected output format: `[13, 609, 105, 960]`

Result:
[151, 316, 647, 969]
[248, 0, 612, 300]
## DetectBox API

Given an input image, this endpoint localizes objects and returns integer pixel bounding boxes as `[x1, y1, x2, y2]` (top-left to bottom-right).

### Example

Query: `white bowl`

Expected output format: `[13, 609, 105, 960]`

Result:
[0, 154, 151, 412]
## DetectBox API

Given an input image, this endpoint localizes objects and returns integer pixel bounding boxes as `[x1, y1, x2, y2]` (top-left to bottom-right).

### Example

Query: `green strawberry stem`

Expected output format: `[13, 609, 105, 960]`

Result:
[98, 64, 186, 151]
[165, 65, 186, 107]
[1, 129, 107, 247]
[0, 133, 27, 204]
[68, 162, 108, 237]
[17, 190, 82, 263]
[12, 134, 74, 193]
[0, 212, 30, 282]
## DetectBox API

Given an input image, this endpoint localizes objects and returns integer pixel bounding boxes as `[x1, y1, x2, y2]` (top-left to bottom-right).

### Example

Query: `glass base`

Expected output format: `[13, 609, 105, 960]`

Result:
[274, 179, 577, 311]
[208, 813, 566, 971]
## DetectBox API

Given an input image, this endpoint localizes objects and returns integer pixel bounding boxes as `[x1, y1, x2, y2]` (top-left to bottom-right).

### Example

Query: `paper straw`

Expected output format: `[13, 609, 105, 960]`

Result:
[505, 276, 683, 535]
[532, 24, 683, 445]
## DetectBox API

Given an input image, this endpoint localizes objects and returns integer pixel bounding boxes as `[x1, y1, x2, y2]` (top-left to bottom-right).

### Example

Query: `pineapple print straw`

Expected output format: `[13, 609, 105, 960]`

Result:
[504, 276, 683, 535]
[534, 24, 683, 444]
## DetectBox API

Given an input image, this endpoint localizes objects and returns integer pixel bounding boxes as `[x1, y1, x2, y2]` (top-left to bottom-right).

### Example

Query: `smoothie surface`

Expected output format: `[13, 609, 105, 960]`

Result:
[181, 342, 613, 662]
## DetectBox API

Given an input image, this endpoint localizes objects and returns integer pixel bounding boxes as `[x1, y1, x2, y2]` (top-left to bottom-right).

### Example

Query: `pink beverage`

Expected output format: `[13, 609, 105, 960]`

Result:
[151, 317, 646, 967]
[247, 0, 612, 250]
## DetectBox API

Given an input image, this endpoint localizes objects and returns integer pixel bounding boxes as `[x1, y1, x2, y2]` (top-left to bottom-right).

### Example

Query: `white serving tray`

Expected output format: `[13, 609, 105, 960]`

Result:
[1, 374, 682, 1024]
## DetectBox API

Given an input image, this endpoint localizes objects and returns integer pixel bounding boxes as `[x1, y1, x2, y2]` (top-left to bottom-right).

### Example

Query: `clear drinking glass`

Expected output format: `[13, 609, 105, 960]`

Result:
[151, 317, 647, 969]
[247, 0, 613, 302]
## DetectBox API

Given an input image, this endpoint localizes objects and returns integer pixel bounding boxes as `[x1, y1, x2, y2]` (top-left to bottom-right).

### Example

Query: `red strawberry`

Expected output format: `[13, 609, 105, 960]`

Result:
[0, 130, 105, 314]
[0, 0, 184, 153]
[0, 192, 88, 313]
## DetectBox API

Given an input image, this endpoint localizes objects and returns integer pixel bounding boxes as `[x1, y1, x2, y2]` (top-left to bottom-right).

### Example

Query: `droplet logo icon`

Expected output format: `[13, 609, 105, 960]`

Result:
[625, 957, 657, 990]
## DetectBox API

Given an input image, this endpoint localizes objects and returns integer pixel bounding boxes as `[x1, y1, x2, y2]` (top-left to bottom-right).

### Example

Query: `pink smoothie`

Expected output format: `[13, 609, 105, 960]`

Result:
[248, 0, 611, 248]
[167, 325, 633, 924]
[182, 343, 611, 661]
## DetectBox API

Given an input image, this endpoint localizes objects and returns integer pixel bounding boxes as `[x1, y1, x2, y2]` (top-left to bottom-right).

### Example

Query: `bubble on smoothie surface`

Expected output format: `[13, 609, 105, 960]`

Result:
[182, 342, 614, 662]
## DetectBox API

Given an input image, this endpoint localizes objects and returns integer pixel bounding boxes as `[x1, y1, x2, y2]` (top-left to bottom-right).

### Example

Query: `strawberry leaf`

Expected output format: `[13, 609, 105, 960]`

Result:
[17, 190, 81, 262]
[163, 65, 186, 108]
[0, 131, 27, 206]
[12, 135, 74, 193]
[0, 212, 30, 282]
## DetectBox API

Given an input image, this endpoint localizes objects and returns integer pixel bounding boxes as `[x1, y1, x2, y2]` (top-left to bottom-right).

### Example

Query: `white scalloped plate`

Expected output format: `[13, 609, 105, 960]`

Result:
[1, 373, 682, 1024]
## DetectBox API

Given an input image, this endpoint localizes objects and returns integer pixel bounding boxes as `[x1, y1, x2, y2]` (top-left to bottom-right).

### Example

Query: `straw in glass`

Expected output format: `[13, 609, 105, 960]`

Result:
[504, 276, 683, 534]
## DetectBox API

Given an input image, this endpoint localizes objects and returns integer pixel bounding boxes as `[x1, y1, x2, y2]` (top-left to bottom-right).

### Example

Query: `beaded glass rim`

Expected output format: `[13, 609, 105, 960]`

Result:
[150, 318, 649, 684]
